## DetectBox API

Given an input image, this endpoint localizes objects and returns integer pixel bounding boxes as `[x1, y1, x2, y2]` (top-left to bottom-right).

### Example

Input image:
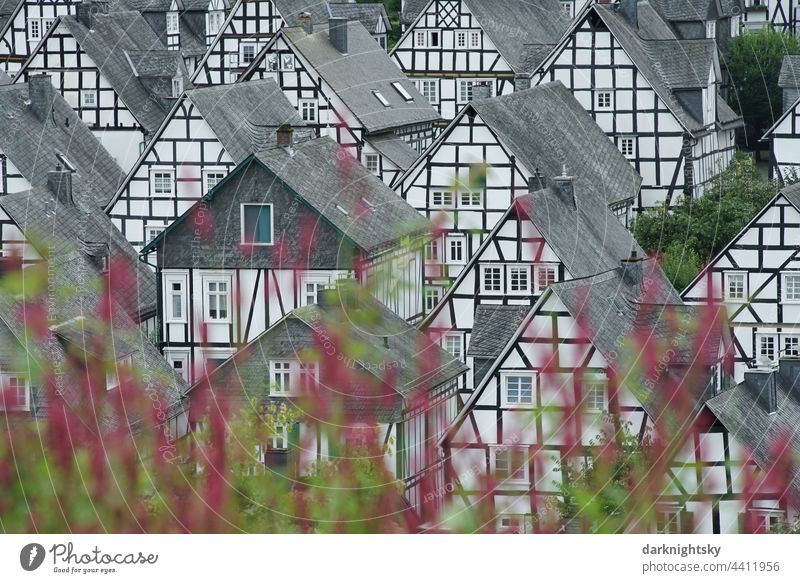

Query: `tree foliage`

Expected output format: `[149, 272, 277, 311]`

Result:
[726, 28, 800, 139]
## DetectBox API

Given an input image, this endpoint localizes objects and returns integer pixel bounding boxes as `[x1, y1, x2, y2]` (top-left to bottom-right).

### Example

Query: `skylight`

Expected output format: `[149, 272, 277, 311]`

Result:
[391, 82, 413, 102]
[336, 205, 350, 216]
[373, 91, 391, 107]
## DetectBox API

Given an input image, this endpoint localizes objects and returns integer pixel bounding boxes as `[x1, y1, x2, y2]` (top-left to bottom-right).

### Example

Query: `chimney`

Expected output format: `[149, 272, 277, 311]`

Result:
[515, 75, 531, 91]
[47, 165, 73, 206]
[778, 357, 800, 399]
[77, 0, 109, 29]
[298, 11, 313, 35]
[617, 0, 638, 29]
[552, 165, 575, 208]
[471, 82, 492, 101]
[277, 124, 294, 148]
[528, 171, 545, 193]
[620, 249, 644, 287]
[29, 75, 55, 124]
[744, 369, 778, 414]
[329, 17, 348, 54]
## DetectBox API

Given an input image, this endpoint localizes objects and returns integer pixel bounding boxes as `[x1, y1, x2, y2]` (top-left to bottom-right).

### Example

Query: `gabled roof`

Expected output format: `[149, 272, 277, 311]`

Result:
[0, 82, 126, 209]
[0, 188, 158, 319]
[185, 78, 304, 163]
[400, 0, 428, 26]
[650, 0, 743, 21]
[467, 82, 642, 206]
[778, 55, 800, 89]
[19, 12, 190, 134]
[257, 21, 439, 133]
[467, 305, 530, 359]
[328, 2, 391, 33]
[367, 131, 420, 173]
[254, 137, 431, 254]
[201, 292, 467, 423]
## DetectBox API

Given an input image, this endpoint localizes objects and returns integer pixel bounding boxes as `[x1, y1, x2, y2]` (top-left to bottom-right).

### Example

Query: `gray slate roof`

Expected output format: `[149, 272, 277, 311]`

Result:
[0, 82, 126, 209]
[0, 188, 158, 319]
[778, 55, 800, 89]
[650, 0, 743, 21]
[328, 2, 391, 33]
[400, 0, 427, 25]
[203, 293, 467, 423]
[49, 12, 189, 134]
[255, 136, 431, 254]
[185, 78, 305, 163]
[469, 82, 642, 207]
[367, 131, 420, 172]
[270, 21, 440, 133]
[706, 366, 800, 496]
[468, 305, 530, 359]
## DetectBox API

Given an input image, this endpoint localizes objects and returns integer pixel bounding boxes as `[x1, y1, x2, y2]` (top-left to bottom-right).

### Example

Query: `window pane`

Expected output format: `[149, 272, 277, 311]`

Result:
[243, 205, 272, 244]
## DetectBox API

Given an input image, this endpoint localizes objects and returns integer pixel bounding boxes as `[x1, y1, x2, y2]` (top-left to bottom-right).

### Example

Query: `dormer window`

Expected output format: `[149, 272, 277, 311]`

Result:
[172, 77, 183, 98]
[241, 203, 273, 245]
[207, 10, 225, 36]
[166, 12, 180, 35]
[373, 91, 390, 107]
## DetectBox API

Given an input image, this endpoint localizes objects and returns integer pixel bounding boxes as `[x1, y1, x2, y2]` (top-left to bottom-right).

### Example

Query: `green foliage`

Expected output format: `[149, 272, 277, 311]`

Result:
[726, 28, 800, 136]
[633, 152, 778, 289]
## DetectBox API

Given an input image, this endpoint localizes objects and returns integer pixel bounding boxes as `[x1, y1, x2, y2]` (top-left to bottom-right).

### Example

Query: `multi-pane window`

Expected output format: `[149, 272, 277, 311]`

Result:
[482, 265, 503, 293]
[166, 277, 185, 322]
[784, 335, 800, 357]
[459, 190, 482, 207]
[758, 335, 777, 363]
[420, 80, 438, 104]
[207, 10, 225, 35]
[270, 361, 292, 395]
[431, 191, 454, 207]
[561, 1, 573, 17]
[442, 333, 463, 361]
[1, 375, 30, 411]
[456, 31, 467, 48]
[203, 170, 225, 192]
[241, 204, 273, 245]
[447, 236, 465, 264]
[508, 266, 530, 293]
[492, 446, 528, 482]
[503, 374, 535, 406]
[205, 279, 229, 321]
[240, 44, 257, 65]
[469, 31, 480, 48]
[753, 511, 785, 533]
[584, 380, 606, 412]
[595, 90, 613, 110]
[270, 361, 318, 395]
[425, 287, 441, 312]
[619, 137, 635, 158]
[458, 80, 475, 103]
[424, 239, 440, 263]
[415, 30, 427, 47]
[166, 12, 180, 34]
[535, 264, 557, 293]
[81, 91, 96, 108]
[724, 272, 747, 302]
[301, 275, 331, 306]
[364, 154, 380, 175]
[782, 272, 800, 302]
[655, 509, 681, 534]
[299, 99, 317, 122]
[152, 171, 174, 196]
[269, 425, 289, 450]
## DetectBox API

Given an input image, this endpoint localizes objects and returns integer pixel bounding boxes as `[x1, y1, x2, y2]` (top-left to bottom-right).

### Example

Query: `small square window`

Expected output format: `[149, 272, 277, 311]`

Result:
[364, 153, 380, 175]
[270, 425, 289, 450]
[28, 19, 41, 41]
[203, 170, 226, 193]
[81, 91, 96, 108]
[492, 446, 529, 482]
[458, 190, 482, 207]
[241, 204, 273, 245]
[415, 30, 426, 47]
[535, 264, 558, 293]
[429, 31, 440, 47]
[458, 80, 475, 104]
[424, 286, 442, 311]
[301, 275, 331, 306]
[757, 334, 777, 364]
[299, 99, 317, 122]
[240, 44, 257, 65]
[481, 265, 503, 293]
[655, 509, 681, 534]
[281, 54, 294, 70]
[0, 374, 30, 411]
[503, 374, 535, 407]
[424, 239, 440, 263]
[431, 190, 454, 208]
[584, 380, 606, 412]
[724, 272, 747, 302]
[561, 2, 573, 18]
[442, 332, 463, 361]
[783, 335, 800, 357]
[146, 225, 164, 243]
[782, 272, 800, 303]
[619, 136, 635, 158]
[595, 90, 613, 110]
[508, 265, 530, 294]
[152, 170, 174, 197]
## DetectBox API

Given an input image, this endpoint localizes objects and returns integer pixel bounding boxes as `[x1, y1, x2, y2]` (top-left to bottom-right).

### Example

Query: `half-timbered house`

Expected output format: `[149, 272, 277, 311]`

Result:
[742, 0, 797, 32]
[141, 134, 430, 382]
[240, 17, 440, 186]
[763, 55, 800, 182]
[650, 0, 743, 51]
[197, 282, 467, 518]
[390, 0, 570, 121]
[531, 0, 742, 210]
[14, 9, 191, 171]
[328, 1, 391, 49]
[682, 183, 800, 382]
[105, 78, 304, 250]
[394, 81, 641, 296]
[0, 0, 82, 75]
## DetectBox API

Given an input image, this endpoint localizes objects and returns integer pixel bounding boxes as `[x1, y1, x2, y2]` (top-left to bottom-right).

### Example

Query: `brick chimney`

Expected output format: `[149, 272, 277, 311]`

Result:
[329, 17, 348, 54]
[744, 368, 778, 414]
[77, 0, 110, 30]
[29, 75, 55, 125]
[778, 357, 800, 399]
[47, 165, 73, 206]
[277, 124, 294, 148]
[298, 11, 313, 35]
[552, 166, 575, 208]
[617, 0, 638, 29]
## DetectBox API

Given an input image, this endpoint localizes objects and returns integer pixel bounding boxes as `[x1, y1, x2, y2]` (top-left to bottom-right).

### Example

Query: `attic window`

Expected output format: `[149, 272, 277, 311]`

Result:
[166, 12, 179, 35]
[391, 82, 413, 102]
[336, 204, 349, 216]
[373, 91, 390, 107]
[360, 197, 376, 210]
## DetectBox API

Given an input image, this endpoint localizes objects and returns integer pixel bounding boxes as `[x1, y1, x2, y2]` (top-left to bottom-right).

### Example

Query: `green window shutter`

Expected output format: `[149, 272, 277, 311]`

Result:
[243, 205, 272, 244]
[257, 205, 272, 244]
[327, 430, 339, 459]
[288, 422, 300, 450]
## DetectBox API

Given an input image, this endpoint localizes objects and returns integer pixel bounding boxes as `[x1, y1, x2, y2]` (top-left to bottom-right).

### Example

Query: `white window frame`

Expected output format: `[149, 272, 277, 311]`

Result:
[1, 374, 30, 411]
[270, 360, 292, 396]
[392, 82, 413, 102]
[424, 286, 441, 312]
[655, 507, 682, 534]
[618, 136, 635, 159]
[145, 224, 165, 243]
[298, 99, 317, 122]
[207, 10, 225, 36]
[202, 168, 226, 193]
[561, 1, 574, 18]
[269, 425, 289, 450]
[300, 273, 333, 307]
[28, 19, 41, 41]
[415, 30, 427, 47]
[497, 514, 533, 533]
[373, 90, 390, 107]
[724, 271, 747, 303]
[164, 349, 190, 381]
[594, 90, 613, 110]
[424, 238, 440, 263]
[490, 445, 530, 484]
[469, 31, 480, 48]
[420, 79, 439, 104]
[458, 190, 482, 208]
[441, 332, 464, 362]
[364, 153, 380, 175]
[203, 275, 232, 323]
[240, 43, 257, 65]
[534, 264, 558, 294]
[80, 90, 96, 108]
[501, 372, 536, 408]
[752, 510, 785, 533]
[756, 333, 778, 365]
[166, 12, 180, 35]
[481, 264, 504, 294]
[106, 355, 133, 391]
[150, 169, 175, 197]
[583, 377, 607, 413]
[431, 190, 455, 208]
[507, 265, 530, 294]
[446, 234, 466, 265]
[784, 334, 800, 358]
[281, 54, 295, 71]
[458, 80, 476, 104]
[164, 273, 187, 323]
[455, 30, 467, 48]
[782, 272, 800, 303]
[240, 203, 274, 246]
